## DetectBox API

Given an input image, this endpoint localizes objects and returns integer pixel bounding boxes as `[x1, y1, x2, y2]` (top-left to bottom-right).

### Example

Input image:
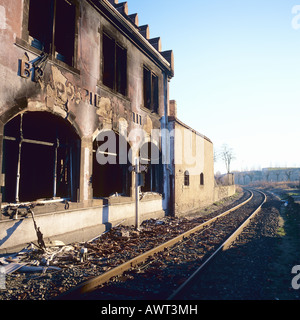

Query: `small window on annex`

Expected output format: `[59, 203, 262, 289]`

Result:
[102, 33, 127, 96]
[28, 0, 77, 66]
[200, 173, 204, 185]
[184, 170, 190, 186]
[143, 67, 159, 113]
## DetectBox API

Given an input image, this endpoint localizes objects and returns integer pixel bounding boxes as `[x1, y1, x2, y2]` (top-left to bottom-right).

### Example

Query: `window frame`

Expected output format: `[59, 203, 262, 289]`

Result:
[102, 32, 128, 97]
[200, 172, 204, 186]
[184, 170, 190, 187]
[21, 0, 79, 69]
[143, 66, 159, 114]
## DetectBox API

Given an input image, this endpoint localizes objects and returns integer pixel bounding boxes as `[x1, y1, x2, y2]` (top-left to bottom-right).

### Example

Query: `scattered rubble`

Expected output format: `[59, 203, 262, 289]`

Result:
[0, 192, 246, 300]
[0, 216, 207, 300]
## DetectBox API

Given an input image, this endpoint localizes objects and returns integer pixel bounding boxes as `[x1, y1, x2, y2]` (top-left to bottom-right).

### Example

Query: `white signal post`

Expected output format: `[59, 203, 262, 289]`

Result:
[135, 157, 140, 230]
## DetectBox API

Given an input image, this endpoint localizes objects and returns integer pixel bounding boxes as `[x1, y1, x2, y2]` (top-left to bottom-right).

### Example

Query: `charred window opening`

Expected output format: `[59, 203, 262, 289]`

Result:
[28, 0, 77, 66]
[28, 0, 53, 53]
[2, 112, 80, 203]
[92, 134, 131, 198]
[103, 34, 115, 90]
[152, 74, 159, 113]
[116, 44, 127, 95]
[140, 142, 163, 194]
[55, 0, 76, 65]
[184, 171, 190, 186]
[102, 33, 127, 96]
[200, 173, 204, 185]
[143, 67, 159, 113]
[143, 67, 151, 110]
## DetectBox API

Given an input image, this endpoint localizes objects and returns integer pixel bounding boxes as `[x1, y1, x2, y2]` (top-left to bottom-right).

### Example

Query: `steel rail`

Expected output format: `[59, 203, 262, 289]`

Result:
[58, 189, 254, 299]
[167, 189, 267, 300]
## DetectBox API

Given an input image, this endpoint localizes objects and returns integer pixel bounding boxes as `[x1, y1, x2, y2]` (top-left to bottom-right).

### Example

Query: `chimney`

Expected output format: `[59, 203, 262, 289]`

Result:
[169, 100, 177, 118]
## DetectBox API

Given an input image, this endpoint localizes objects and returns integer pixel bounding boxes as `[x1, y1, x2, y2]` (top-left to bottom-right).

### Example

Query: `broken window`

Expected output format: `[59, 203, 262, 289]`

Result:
[184, 171, 190, 186]
[102, 33, 127, 96]
[140, 142, 163, 194]
[28, 0, 77, 66]
[143, 67, 159, 113]
[2, 112, 80, 203]
[103, 34, 115, 90]
[28, 0, 53, 53]
[54, 0, 76, 65]
[143, 67, 151, 110]
[152, 74, 159, 113]
[116, 44, 127, 95]
[200, 173, 204, 185]
[92, 134, 131, 198]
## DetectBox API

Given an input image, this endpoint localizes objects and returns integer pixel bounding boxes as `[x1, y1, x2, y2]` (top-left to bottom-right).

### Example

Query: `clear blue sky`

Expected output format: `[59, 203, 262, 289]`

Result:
[126, 0, 300, 173]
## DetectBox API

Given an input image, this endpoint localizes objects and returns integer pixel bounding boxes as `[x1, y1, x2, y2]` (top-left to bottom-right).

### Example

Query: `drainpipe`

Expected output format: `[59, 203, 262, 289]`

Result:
[162, 72, 171, 216]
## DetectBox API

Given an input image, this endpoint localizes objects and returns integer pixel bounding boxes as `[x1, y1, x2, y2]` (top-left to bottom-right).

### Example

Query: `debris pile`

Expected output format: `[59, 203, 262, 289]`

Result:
[0, 242, 77, 275]
[0, 191, 245, 300]
[0, 204, 238, 300]
[0, 216, 203, 299]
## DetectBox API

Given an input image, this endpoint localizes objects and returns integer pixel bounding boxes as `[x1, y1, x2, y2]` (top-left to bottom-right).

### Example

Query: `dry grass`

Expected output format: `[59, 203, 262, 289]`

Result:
[235, 185, 243, 193]
[240, 181, 299, 190]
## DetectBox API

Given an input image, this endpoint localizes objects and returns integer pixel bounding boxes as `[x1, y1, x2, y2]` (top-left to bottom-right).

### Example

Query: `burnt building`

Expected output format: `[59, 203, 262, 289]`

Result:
[0, 0, 234, 252]
[0, 0, 175, 251]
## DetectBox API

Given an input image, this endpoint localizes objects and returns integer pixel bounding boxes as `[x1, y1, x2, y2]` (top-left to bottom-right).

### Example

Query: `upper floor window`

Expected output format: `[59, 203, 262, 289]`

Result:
[143, 67, 159, 113]
[28, 0, 77, 66]
[184, 170, 190, 186]
[102, 33, 127, 96]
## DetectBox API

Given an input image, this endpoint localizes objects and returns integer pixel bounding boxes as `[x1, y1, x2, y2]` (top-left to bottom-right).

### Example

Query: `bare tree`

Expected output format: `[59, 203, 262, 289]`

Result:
[248, 172, 255, 183]
[285, 170, 292, 182]
[213, 151, 218, 163]
[264, 172, 270, 182]
[220, 144, 235, 174]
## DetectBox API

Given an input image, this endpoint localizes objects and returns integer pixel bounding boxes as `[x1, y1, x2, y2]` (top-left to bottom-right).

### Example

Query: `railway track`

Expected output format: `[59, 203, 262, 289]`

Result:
[58, 189, 266, 300]
[167, 188, 266, 300]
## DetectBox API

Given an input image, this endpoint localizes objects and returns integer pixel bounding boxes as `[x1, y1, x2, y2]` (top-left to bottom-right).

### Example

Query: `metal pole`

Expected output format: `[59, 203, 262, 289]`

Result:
[15, 114, 23, 203]
[135, 157, 139, 230]
[53, 138, 59, 198]
[70, 145, 73, 201]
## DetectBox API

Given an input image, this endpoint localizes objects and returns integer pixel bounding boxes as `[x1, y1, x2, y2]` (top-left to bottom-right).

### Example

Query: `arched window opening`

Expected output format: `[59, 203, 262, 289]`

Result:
[92, 133, 131, 198]
[184, 170, 190, 186]
[139, 142, 163, 194]
[2, 112, 80, 203]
